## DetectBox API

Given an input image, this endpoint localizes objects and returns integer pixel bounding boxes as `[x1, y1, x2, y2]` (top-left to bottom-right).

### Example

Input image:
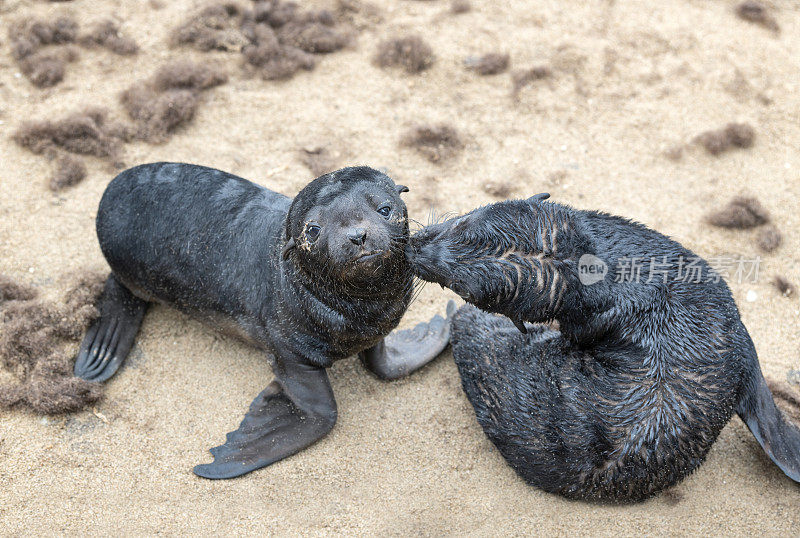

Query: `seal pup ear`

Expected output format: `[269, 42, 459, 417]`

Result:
[281, 238, 296, 260]
[396, 185, 410, 194]
[527, 193, 551, 203]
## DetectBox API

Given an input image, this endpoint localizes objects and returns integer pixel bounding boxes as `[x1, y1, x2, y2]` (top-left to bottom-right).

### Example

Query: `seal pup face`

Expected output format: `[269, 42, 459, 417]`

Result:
[284, 166, 410, 288]
[408, 194, 573, 330]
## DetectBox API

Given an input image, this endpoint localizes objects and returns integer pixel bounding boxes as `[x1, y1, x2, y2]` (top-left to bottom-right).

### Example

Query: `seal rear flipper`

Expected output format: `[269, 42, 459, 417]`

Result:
[737, 369, 800, 482]
[360, 300, 456, 380]
[74, 274, 148, 383]
[193, 361, 337, 480]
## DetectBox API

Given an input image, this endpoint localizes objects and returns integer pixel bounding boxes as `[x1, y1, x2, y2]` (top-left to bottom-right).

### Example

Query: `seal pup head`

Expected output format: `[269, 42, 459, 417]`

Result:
[408, 194, 578, 330]
[283, 166, 411, 291]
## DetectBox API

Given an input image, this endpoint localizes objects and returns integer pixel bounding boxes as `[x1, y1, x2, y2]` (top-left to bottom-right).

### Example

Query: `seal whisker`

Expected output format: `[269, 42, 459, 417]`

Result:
[408, 277, 428, 307]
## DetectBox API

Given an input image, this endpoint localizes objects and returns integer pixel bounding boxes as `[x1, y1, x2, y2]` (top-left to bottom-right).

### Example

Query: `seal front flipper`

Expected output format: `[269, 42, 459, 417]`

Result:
[737, 368, 800, 482]
[360, 300, 456, 380]
[74, 274, 148, 383]
[193, 359, 337, 480]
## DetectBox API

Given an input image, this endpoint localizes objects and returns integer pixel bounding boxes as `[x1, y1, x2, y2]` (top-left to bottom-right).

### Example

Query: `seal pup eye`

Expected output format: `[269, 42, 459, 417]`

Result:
[377, 205, 391, 218]
[305, 224, 321, 242]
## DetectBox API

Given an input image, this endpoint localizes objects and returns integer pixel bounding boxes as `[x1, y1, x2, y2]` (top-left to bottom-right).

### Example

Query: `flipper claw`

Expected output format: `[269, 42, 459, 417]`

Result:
[73, 275, 147, 383]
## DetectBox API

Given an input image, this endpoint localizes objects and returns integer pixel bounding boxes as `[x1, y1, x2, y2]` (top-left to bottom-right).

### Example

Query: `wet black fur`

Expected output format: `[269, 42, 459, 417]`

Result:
[83, 162, 441, 479]
[409, 197, 800, 502]
[99, 163, 412, 368]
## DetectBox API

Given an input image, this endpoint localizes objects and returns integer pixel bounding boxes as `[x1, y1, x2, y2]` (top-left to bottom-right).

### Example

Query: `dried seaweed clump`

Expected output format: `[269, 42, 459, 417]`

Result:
[152, 60, 229, 91]
[7, 15, 79, 87]
[772, 276, 795, 297]
[375, 36, 434, 74]
[663, 144, 684, 162]
[171, 2, 251, 51]
[483, 181, 513, 198]
[736, 1, 779, 32]
[756, 225, 782, 253]
[705, 196, 769, 229]
[336, 0, 383, 28]
[300, 146, 338, 177]
[246, 1, 351, 78]
[51, 154, 87, 191]
[79, 19, 139, 55]
[0, 276, 38, 302]
[512, 65, 552, 95]
[251, 0, 350, 54]
[465, 53, 509, 76]
[13, 107, 133, 189]
[9, 15, 138, 88]
[451, 0, 471, 14]
[694, 123, 755, 155]
[0, 272, 106, 414]
[242, 22, 316, 80]
[401, 124, 463, 163]
[275, 8, 350, 54]
[15, 62, 228, 187]
[12, 107, 131, 161]
[120, 61, 228, 143]
[172, 1, 351, 80]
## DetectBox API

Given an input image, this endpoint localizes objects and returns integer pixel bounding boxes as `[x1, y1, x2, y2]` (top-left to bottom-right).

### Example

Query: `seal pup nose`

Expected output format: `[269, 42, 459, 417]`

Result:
[347, 228, 367, 245]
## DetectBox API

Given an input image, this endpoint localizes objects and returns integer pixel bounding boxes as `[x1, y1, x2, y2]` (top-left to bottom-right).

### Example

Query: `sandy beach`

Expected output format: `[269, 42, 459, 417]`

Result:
[1, 0, 799, 535]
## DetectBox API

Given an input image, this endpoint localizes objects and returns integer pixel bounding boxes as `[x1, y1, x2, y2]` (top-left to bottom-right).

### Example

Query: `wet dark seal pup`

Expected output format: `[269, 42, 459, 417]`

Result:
[409, 195, 800, 502]
[73, 163, 453, 479]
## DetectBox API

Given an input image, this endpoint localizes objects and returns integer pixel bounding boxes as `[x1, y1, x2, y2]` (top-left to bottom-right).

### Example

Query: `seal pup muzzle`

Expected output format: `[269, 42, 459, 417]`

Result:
[73, 162, 454, 479]
[409, 194, 800, 502]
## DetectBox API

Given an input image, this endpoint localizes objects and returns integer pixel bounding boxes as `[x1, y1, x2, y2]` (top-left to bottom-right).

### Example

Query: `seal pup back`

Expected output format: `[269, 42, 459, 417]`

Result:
[74, 162, 453, 479]
[409, 195, 800, 501]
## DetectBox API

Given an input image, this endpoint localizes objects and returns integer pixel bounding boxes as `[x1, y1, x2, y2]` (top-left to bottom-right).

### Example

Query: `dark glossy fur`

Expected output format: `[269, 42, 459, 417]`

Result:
[409, 197, 800, 502]
[76, 163, 453, 479]
[99, 163, 411, 367]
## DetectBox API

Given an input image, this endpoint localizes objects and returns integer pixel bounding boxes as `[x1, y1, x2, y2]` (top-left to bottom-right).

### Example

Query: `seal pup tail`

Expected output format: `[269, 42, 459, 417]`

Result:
[737, 366, 800, 482]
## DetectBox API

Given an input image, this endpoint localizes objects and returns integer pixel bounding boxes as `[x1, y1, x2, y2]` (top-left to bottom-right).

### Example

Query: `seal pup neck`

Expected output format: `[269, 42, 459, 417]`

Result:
[284, 249, 413, 303]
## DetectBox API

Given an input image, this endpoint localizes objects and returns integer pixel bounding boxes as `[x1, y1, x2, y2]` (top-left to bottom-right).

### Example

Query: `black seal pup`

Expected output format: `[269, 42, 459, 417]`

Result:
[408, 194, 800, 502]
[73, 163, 453, 479]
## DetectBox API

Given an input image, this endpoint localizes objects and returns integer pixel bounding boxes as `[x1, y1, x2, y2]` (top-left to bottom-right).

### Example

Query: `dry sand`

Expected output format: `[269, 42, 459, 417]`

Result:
[1, 0, 799, 535]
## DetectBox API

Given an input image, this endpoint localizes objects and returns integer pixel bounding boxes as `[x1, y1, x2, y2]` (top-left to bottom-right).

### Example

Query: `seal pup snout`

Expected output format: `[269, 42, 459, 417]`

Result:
[347, 227, 367, 245]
